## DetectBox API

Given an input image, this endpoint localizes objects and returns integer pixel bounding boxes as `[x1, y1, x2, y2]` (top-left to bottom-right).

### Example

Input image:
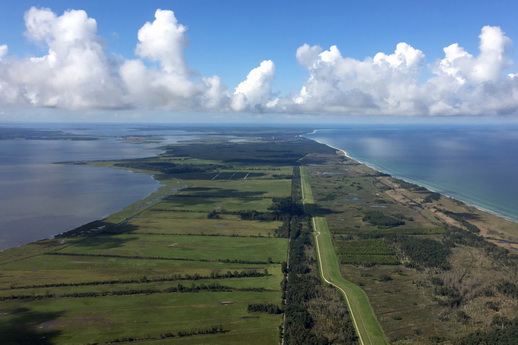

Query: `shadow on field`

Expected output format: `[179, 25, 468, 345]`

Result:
[179, 187, 267, 198]
[162, 188, 268, 208]
[451, 212, 481, 221]
[0, 307, 63, 345]
[72, 232, 139, 249]
[304, 203, 340, 217]
[64, 223, 141, 250]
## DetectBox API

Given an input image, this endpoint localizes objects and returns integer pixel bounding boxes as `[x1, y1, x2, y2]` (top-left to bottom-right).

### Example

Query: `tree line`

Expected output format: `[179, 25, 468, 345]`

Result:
[0, 283, 272, 301]
[46, 251, 276, 264]
[444, 226, 518, 267]
[10, 270, 267, 290]
[455, 317, 518, 345]
[363, 210, 405, 227]
[84, 324, 227, 345]
[247, 303, 283, 314]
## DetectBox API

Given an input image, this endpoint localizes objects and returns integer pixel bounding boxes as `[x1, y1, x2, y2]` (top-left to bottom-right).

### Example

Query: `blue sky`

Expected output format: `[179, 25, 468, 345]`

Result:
[0, 0, 518, 122]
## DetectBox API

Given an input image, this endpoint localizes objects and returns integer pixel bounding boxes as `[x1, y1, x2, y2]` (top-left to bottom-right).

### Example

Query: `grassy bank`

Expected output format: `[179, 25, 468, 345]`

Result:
[301, 167, 389, 345]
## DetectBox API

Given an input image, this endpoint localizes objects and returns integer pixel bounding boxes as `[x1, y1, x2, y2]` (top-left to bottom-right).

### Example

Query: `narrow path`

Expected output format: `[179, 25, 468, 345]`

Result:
[300, 167, 389, 345]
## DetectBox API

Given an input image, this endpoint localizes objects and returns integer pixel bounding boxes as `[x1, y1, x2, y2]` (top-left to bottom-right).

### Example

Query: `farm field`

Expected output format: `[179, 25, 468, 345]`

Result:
[2, 128, 518, 345]
[0, 131, 331, 345]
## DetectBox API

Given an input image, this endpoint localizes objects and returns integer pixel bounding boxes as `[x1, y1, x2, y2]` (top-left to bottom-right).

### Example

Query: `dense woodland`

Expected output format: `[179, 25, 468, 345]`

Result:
[455, 317, 518, 345]
[386, 235, 451, 269]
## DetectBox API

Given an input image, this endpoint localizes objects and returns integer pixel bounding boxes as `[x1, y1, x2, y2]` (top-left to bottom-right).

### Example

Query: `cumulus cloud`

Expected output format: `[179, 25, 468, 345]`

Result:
[231, 60, 275, 112]
[0, 7, 233, 111]
[119, 9, 230, 110]
[0, 7, 123, 108]
[0, 45, 8, 59]
[135, 9, 189, 76]
[424, 25, 516, 115]
[277, 42, 426, 115]
[0, 7, 517, 117]
[275, 25, 518, 116]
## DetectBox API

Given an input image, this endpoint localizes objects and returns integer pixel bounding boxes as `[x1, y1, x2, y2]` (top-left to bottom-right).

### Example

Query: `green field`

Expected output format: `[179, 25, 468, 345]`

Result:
[3, 129, 516, 344]
[54, 234, 287, 263]
[337, 239, 399, 265]
[1, 291, 281, 345]
[0, 134, 309, 345]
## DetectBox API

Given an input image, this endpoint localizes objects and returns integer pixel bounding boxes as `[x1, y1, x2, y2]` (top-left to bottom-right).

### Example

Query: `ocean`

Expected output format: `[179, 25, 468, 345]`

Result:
[0, 124, 199, 251]
[305, 124, 518, 222]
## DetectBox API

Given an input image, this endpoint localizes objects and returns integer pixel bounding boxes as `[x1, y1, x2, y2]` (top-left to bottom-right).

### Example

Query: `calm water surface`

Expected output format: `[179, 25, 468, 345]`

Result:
[0, 124, 199, 250]
[306, 124, 518, 222]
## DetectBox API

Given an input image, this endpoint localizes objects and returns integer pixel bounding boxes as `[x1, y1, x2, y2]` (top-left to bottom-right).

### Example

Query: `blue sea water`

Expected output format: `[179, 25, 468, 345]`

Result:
[306, 124, 518, 222]
[0, 124, 199, 250]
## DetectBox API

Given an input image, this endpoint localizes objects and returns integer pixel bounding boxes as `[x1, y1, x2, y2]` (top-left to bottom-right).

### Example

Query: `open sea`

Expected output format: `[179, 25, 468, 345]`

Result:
[305, 124, 518, 223]
[0, 124, 199, 251]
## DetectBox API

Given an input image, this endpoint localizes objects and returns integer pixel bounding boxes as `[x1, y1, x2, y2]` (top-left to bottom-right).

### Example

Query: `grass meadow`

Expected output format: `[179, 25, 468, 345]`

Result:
[0, 136, 297, 345]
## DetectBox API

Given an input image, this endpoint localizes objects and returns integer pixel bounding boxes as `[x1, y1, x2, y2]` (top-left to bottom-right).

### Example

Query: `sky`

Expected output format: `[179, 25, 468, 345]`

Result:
[0, 0, 518, 123]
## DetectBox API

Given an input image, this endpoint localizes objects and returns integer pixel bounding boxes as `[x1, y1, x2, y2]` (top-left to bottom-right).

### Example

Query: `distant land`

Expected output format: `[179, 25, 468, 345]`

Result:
[0, 127, 98, 141]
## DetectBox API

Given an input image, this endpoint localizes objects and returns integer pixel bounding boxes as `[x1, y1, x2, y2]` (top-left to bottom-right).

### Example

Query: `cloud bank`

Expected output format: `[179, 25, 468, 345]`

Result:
[0, 7, 517, 116]
[275, 25, 518, 116]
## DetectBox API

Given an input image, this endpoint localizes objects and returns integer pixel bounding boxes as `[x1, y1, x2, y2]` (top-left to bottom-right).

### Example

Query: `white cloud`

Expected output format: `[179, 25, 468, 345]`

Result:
[270, 25, 518, 116]
[0, 7, 122, 108]
[474, 26, 511, 82]
[423, 25, 516, 115]
[118, 9, 230, 110]
[0, 45, 8, 60]
[0, 7, 517, 117]
[433, 26, 510, 86]
[281, 42, 425, 115]
[135, 9, 189, 76]
[231, 60, 275, 112]
[0, 7, 232, 112]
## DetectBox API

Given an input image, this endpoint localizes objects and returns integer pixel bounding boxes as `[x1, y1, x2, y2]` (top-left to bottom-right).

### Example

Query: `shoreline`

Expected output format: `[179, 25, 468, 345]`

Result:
[304, 130, 518, 225]
[0, 151, 166, 253]
[0, 125, 205, 253]
[0, 172, 164, 253]
[305, 133, 518, 251]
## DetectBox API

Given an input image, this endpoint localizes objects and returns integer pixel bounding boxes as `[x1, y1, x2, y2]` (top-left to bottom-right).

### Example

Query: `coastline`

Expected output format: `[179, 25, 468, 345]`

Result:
[1, 129, 516, 344]
[304, 130, 518, 225]
[304, 132, 518, 251]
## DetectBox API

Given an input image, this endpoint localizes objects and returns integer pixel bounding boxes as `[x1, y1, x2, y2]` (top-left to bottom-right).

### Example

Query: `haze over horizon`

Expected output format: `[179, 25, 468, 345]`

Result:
[1, 0, 518, 123]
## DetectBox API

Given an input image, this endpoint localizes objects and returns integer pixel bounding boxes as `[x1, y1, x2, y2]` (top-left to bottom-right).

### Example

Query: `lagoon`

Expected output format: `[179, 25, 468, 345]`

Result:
[0, 124, 198, 250]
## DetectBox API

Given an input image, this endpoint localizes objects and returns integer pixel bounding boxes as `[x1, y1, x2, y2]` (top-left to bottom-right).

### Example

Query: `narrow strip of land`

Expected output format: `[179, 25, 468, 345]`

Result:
[300, 166, 389, 345]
